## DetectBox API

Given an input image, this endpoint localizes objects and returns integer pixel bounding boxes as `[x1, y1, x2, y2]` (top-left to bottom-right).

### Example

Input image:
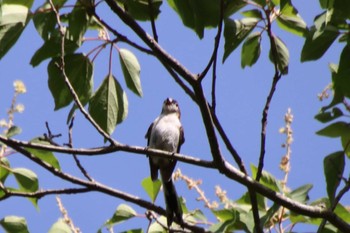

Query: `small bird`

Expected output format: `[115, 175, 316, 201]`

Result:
[145, 97, 184, 227]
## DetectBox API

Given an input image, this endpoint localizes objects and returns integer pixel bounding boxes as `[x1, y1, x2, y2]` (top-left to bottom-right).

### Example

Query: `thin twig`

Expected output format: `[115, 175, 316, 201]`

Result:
[255, 8, 282, 182]
[49, 0, 117, 144]
[0, 187, 90, 201]
[197, 0, 224, 83]
[7, 143, 207, 232]
[147, 0, 158, 42]
[67, 115, 94, 181]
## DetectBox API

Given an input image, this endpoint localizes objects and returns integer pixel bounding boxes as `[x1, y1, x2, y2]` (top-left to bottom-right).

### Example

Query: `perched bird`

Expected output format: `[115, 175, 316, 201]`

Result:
[145, 97, 184, 227]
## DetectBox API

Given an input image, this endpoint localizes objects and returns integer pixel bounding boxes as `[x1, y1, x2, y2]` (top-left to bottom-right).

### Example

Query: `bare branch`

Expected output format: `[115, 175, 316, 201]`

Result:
[0, 188, 90, 201]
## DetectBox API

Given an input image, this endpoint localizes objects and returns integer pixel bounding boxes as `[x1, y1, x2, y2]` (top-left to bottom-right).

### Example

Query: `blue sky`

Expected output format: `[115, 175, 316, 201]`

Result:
[0, 0, 349, 232]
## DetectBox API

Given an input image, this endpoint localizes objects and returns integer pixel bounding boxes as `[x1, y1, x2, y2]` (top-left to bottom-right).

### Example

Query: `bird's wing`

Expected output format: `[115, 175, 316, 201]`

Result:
[145, 122, 154, 146]
[177, 126, 185, 153]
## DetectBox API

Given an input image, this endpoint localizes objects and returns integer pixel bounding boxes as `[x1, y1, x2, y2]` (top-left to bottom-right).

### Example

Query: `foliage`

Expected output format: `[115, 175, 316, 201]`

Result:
[0, 0, 350, 232]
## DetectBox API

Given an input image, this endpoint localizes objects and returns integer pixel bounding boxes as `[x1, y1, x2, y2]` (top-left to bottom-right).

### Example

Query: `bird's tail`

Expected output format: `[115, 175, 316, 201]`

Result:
[163, 179, 183, 227]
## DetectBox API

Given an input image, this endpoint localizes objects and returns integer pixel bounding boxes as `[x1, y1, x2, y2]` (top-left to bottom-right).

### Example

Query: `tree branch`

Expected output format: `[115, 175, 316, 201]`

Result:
[0, 135, 216, 169]
[222, 162, 350, 232]
[6, 142, 207, 232]
[255, 8, 283, 181]
[49, 0, 117, 145]
[0, 187, 90, 201]
[104, 0, 197, 86]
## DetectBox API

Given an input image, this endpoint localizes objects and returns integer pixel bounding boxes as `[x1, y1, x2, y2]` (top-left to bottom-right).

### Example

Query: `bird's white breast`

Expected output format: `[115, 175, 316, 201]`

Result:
[149, 113, 181, 153]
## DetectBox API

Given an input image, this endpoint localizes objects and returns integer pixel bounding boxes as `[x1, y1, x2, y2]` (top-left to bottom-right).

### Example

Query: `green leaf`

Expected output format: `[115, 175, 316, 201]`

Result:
[148, 218, 167, 233]
[25, 138, 61, 170]
[224, 0, 247, 18]
[241, 32, 261, 68]
[33, 3, 57, 40]
[0, 216, 30, 233]
[276, 14, 308, 37]
[119, 48, 142, 97]
[12, 168, 38, 192]
[223, 17, 259, 63]
[212, 209, 237, 222]
[260, 203, 280, 228]
[2, 0, 34, 8]
[89, 74, 128, 136]
[316, 121, 349, 138]
[5, 125, 22, 138]
[324, 151, 345, 204]
[30, 35, 79, 67]
[106, 204, 137, 226]
[117, 0, 162, 21]
[141, 177, 161, 203]
[236, 191, 267, 210]
[121, 229, 143, 233]
[48, 219, 72, 233]
[315, 108, 343, 123]
[301, 25, 339, 62]
[0, 157, 10, 183]
[168, 0, 220, 39]
[209, 220, 235, 233]
[287, 184, 313, 203]
[319, 0, 334, 9]
[334, 45, 350, 98]
[241, 9, 262, 19]
[0, 3, 31, 59]
[251, 164, 281, 192]
[269, 35, 289, 74]
[66, 2, 89, 46]
[48, 53, 93, 110]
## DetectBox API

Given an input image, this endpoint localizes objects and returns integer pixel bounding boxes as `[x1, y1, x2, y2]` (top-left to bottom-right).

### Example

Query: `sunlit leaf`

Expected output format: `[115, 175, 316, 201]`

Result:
[25, 138, 61, 170]
[276, 14, 308, 37]
[324, 152, 345, 204]
[0, 4, 32, 59]
[48, 53, 93, 110]
[106, 204, 137, 226]
[12, 168, 38, 192]
[89, 74, 128, 136]
[119, 48, 142, 97]
[211, 209, 237, 222]
[5, 125, 22, 138]
[0, 216, 30, 233]
[241, 32, 261, 68]
[48, 218, 71, 233]
[0, 157, 10, 183]
[223, 17, 259, 62]
[269, 35, 289, 74]
[141, 177, 161, 203]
